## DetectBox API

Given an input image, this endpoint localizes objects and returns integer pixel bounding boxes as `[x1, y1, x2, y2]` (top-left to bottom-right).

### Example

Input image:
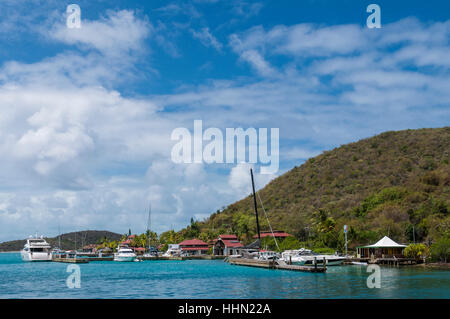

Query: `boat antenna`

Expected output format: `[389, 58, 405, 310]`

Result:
[250, 168, 261, 246]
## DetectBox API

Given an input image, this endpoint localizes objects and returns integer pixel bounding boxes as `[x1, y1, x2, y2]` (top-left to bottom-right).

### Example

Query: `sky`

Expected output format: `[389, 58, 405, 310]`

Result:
[0, 0, 449, 241]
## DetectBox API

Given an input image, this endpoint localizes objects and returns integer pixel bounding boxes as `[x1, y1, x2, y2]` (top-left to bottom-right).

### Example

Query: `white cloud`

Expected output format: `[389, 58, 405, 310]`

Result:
[0, 10, 449, 242]
[191, 27, 223, 51]
[229, 163, 276, 194]
[50, 10, 151, 57]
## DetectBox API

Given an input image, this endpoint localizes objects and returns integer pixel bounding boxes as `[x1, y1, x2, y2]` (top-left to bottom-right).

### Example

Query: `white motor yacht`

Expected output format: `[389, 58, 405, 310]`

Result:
[282, 248, 345, 266]
[257, 250, 280, 261]
[21, 236, 52, 262]
[113, 245, 137, 262]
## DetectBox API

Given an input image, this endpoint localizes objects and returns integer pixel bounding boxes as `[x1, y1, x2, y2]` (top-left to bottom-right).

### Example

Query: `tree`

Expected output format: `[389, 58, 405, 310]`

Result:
[404, 243, 429, 259]
[430, 237, 450, 263]
[279, 236, 303, 251]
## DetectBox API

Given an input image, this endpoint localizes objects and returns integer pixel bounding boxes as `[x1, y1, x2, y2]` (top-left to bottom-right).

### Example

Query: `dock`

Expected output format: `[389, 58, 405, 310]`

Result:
[228, 257, 326, 273]
[368, 257, 417, 266]
[87, 256, 114, 261]
[52, 257, 89, 263]
[137, 255, 226, 261]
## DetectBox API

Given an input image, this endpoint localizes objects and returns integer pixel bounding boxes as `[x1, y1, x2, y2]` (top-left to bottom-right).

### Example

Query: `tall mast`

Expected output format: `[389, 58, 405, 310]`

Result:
[58, 223, 61, 248]
[147, 203, 151, 252]
[250, 169, 261, 245]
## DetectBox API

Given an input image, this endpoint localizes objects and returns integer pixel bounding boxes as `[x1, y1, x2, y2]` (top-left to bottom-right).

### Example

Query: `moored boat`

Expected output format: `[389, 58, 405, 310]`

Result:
[113, 245, 137, 262]
[21, 235, 52, 262]
[282, 248, 345, 266]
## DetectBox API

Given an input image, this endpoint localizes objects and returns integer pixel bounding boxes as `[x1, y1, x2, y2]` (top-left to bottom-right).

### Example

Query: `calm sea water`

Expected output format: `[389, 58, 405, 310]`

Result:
[0, 253, 448, 299]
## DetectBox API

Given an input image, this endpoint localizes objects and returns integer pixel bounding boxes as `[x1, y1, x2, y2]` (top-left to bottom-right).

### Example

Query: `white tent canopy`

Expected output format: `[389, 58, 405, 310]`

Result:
[365, 236, 406, 248]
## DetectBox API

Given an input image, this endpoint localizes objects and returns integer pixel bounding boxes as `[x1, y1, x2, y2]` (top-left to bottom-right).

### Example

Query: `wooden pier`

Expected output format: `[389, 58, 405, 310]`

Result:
[52, 257, 89, 263]
[228, 257, 326, 273]
[368, 257, 417, 266]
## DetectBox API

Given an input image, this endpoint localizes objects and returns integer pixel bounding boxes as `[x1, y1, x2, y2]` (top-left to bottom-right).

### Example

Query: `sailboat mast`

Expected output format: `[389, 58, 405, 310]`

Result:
[250, 169, 261, 244]
[147, 203, 151, 252]
[58, 223, 61, 248]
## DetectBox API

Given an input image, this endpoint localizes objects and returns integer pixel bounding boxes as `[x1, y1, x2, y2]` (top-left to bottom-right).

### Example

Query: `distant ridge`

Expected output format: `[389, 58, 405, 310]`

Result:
[0, 230, 122, 252]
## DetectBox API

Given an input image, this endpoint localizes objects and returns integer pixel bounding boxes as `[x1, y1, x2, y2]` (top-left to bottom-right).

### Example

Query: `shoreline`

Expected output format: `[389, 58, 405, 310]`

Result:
[413, 262, 450, 270]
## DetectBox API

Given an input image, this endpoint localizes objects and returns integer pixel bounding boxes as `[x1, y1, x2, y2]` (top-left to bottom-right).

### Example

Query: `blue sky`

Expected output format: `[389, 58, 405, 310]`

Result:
[0, 0, 449, 241]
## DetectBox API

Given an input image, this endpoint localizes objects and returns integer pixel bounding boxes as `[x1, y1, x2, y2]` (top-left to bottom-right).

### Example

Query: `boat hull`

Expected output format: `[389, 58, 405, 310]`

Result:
[290, 258, 345, 266]
[113, 255, 136, 262]
[21, 250, 52, 262]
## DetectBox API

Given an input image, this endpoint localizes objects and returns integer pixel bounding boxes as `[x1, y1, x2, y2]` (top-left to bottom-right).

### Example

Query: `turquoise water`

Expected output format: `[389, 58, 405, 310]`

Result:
[0, 253, 448, 299]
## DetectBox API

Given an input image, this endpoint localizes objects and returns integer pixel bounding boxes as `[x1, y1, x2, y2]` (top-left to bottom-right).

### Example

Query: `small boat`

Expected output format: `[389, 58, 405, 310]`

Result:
[162, 244, 182, 257]
[113, 245, 137, 262]
[21, 235, 52, 262]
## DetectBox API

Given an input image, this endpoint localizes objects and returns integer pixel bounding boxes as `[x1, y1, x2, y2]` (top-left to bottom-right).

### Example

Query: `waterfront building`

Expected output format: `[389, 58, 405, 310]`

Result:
[178, 239, 209, 256]
[356, 236, 407, 258]
[213, 235, 244, 256]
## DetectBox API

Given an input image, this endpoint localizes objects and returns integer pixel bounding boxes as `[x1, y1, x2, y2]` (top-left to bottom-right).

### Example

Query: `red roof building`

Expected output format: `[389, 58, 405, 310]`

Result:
[252, 230, 292, 239]
[178, 239, 209, 256]
[213, 234, 244, 256]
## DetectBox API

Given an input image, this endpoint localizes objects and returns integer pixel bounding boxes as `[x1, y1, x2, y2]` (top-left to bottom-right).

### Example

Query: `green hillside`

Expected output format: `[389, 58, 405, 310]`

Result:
[177, 127, 449, 251]
[0, 230, 122, 252]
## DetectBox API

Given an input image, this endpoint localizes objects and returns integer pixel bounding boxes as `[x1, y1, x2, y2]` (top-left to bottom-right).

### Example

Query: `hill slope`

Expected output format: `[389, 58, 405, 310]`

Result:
[0, 230, 122, 251]
[188, 127, 449, 250]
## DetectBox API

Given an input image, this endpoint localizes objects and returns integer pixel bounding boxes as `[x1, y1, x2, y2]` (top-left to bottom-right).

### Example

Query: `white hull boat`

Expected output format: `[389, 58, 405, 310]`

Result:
[114, 245, 137, 262]
[282, 248, 345, 266]
[21, 236, 52, 262]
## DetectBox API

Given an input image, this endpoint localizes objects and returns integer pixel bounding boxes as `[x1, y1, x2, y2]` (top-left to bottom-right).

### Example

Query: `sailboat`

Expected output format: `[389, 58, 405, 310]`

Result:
[143, 203, 157, 258]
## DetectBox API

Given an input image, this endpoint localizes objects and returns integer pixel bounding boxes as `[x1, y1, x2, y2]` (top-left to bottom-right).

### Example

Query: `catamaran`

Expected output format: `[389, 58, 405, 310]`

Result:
[21, 235, 52, 262]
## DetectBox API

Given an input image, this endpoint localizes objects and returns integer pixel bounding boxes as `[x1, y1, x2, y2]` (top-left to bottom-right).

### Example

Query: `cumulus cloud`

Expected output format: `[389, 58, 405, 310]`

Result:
[0, 5, 449, 243]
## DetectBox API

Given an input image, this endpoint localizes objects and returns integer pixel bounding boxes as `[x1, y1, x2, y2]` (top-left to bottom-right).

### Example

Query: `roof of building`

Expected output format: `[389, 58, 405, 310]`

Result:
[253, 231, 292, 238]
[357, 236, 407, 248]
[222, 239, 244, 248]
[121, 240, 132, 244]
[181, 247, 209, 251]
[178, 239, 209, 246]
[133, 247, 146, 251]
